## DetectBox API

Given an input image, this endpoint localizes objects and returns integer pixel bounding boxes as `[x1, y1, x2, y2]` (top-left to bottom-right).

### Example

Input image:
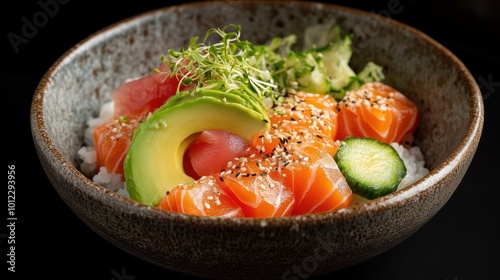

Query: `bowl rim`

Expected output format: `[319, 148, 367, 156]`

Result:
[31, 0, 484, 227]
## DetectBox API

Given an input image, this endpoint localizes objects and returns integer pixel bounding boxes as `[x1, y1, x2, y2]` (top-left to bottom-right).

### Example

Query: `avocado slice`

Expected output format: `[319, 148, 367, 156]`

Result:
[162, 89, 254, 112]
[157, 88, 270, 121]
[124, 94, 270, 207]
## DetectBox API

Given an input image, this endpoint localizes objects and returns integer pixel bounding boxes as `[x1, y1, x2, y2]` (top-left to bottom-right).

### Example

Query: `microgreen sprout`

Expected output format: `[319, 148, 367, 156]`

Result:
[158, 24, 283, 107]
[154, 23, 385, 107]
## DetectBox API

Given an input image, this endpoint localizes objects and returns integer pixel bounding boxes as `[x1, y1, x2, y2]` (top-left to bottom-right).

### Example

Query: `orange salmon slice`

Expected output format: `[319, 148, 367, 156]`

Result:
[251, 91, 340, 157]
[336, 82, 419, 145]
[157, 175, 244, 218]
[278, 145, 352, 215]
[93, 107, 150, 175]
[218, 157, 295, 218]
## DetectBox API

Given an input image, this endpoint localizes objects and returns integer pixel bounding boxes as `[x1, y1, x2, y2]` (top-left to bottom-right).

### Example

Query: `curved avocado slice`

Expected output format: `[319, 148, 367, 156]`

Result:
[161, 89, 253, 112]
[124, 95, 270, 207]
[161, 88, 270, 119]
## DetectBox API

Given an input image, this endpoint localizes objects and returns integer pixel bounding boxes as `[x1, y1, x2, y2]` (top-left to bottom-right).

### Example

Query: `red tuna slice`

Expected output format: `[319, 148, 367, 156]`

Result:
[184, 130, 256, 179]
[112, 63, 191, 117]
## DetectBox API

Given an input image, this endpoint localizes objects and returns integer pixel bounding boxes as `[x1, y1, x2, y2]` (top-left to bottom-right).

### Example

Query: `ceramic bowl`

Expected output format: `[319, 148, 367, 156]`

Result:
[30, 1, 483, 279]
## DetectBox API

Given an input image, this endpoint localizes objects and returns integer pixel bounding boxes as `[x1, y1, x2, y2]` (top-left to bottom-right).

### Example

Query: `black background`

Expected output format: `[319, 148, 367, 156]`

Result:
[3, 0, 499, 279]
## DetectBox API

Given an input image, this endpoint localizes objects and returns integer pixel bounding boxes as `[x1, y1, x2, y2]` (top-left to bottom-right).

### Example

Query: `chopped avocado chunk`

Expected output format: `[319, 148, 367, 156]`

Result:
[267, 22, 385, 101]
[124, 93, 270, 207]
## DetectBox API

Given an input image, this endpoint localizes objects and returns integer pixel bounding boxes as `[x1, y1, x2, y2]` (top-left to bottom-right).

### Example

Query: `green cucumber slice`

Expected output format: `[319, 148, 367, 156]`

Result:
[334, 137, 407, 200]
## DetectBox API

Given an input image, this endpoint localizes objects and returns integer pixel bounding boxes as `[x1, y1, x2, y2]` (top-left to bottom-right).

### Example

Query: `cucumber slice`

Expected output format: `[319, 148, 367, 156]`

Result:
[334, 137, 407, 200]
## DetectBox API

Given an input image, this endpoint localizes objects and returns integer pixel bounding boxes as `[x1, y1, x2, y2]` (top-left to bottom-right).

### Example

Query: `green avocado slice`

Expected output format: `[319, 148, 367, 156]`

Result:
[124, 95, 270, 207]
[160, 89, 253, 112]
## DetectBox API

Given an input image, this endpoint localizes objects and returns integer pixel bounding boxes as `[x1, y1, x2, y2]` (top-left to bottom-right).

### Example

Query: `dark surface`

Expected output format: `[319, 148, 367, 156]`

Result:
[3, 0, 499, 279]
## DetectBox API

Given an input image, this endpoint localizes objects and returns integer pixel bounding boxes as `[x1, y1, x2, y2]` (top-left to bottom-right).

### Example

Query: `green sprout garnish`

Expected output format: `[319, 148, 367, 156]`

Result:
[156, 24, 285, 107]
[154, 23, 385, 107]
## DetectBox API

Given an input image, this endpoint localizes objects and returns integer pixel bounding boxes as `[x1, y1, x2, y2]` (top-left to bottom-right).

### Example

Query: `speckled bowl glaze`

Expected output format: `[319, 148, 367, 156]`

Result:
[30, 1, 483, 279]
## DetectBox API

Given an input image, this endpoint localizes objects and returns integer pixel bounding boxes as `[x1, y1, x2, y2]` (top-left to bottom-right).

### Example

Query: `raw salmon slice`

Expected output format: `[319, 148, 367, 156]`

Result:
[249, 91, 351, 215]
[93, 107, 150, 175]
[278, 145, 352, 215]
[251, 91, 340, 157]
[336, 82, 419, 145]
[157, 175, 244, 218]
[218, 156, 295, 217]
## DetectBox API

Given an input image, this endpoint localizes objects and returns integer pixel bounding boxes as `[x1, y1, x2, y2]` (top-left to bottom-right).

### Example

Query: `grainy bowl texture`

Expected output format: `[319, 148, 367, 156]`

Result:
[30, 1, 483, 279]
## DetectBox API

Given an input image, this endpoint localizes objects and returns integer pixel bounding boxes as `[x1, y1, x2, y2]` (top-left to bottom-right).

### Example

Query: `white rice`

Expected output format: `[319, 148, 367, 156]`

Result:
[77, 145, 97, 178]
[77, 101, 130, 197]
[92, 167, 125, 192]
[390, 142, 429, 189]
[78, 102, 429, 204]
